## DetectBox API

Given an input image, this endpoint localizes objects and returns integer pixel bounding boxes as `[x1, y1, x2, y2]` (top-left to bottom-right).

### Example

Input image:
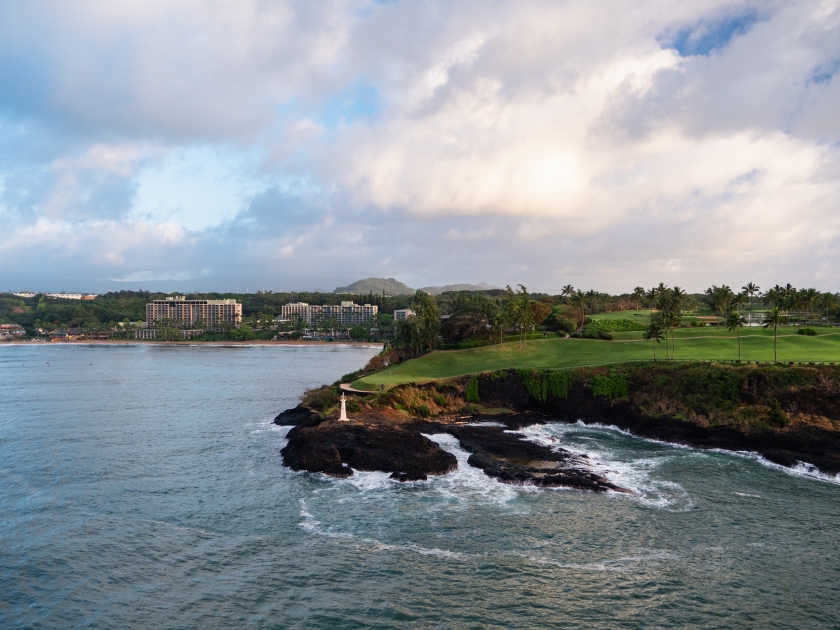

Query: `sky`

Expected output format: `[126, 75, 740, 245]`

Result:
[1, 0, 839, 295]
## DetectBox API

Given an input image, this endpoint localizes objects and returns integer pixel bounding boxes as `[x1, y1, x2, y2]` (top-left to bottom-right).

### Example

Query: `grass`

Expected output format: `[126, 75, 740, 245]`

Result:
[589, 309, 652, 321]
[353, 327, 840, 389]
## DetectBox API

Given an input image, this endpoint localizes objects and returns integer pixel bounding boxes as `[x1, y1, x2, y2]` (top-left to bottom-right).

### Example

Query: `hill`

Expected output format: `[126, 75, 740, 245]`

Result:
[419, 282, 501, 295]
[334, 277, 415, 296]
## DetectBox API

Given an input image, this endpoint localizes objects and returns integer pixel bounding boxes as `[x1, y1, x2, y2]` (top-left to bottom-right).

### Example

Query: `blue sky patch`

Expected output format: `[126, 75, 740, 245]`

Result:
[318, 80, 381, 130]
[667, 11, 760, 57]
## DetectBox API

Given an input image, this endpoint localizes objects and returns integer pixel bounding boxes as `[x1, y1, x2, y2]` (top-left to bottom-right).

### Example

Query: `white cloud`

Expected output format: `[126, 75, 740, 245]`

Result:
[0, 0, 839, 292]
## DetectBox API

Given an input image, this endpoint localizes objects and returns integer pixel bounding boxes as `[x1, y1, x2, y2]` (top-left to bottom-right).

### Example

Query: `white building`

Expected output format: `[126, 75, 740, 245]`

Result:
[13, 292, 37, 298]
[44, 293, 97, 300]
[146, 296, 242, 331]
[394, 308, 415, 321]
[281, 301, 378, 326]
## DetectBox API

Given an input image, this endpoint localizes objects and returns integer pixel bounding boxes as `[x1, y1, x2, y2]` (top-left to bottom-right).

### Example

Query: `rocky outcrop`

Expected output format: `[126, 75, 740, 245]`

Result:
[281, 420, 457, 480]
[274, 404, 321, 426]
[444, 423, 623, 492]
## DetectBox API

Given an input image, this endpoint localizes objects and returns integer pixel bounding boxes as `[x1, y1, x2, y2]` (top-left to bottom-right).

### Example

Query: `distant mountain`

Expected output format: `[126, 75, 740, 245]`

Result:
[419, 282, 501, 295]
[334, 277, 416, 296]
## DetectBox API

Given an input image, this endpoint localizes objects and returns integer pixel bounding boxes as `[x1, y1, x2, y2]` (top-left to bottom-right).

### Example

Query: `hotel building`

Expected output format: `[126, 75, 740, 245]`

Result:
[281, 301, 378, 326]
[146, 296, 242, 331]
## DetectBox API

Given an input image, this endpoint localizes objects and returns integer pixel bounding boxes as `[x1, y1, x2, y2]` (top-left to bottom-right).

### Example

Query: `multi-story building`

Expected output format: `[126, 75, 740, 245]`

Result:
[393, 308, 415, 321]
[281, 301, 378, 327]
[146, 296, 242, 331]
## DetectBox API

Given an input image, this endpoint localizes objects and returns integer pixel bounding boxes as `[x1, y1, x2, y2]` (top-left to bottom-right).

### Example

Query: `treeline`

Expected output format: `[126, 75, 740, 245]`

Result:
[4, 281, 839, 340]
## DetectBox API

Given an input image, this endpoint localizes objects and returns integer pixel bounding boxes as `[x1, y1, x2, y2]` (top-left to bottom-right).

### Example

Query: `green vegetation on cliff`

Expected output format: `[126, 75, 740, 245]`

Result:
[354, 330, 840, 390]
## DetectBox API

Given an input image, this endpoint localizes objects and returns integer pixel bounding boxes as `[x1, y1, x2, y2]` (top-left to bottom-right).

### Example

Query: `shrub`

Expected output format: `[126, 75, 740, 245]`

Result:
[302, 386, 339, 411]
[768, 398, 789, 426]
[590, 370, 629, 398]
[340, 369, 364, 384]
[414, 403, 431, 418]
[797, 328, 817, 336]
[346, 400, 362, 413]
[433, 393, 447, 406]
[516, 369, 575, 403]
[465, 377, 481, 403]
[598, 331, 614, 340]
[586, 318, 647, 332]
[570, 331, 582, 338]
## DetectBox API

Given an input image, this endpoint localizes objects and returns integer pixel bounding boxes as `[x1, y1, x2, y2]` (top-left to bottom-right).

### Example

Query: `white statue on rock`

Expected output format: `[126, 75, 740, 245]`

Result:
[339, 392, 348, 421]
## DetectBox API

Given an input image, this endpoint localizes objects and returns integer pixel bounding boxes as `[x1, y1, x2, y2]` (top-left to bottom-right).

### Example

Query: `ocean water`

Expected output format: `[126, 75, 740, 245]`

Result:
[2, 344, 839, 629]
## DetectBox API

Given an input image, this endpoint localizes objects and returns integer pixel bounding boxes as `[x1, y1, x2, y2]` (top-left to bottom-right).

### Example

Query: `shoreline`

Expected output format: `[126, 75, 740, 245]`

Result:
[1, 339, 384, 348]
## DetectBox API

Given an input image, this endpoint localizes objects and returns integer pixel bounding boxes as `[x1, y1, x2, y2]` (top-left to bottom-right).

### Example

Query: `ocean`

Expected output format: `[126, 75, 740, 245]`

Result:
[2, 344, 839, 628]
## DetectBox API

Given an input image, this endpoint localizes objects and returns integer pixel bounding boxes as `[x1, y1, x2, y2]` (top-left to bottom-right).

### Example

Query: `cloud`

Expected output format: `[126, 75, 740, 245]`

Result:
[0, 0, 839, 293]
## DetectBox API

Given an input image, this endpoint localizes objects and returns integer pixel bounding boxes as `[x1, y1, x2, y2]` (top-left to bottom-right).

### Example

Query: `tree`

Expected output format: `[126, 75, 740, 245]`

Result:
[569, 290, 586, 331]
[667, 286, 686, 360]
[516, 284, 535, 348]
[763, 307, 786, 363]
[643, 320, 665, 361]
[632, 286, 645, 310]
[819, 293, 838, 324]
[742, 282, 760, 324]
[727, 312, 746, 361]
[412, 290, 441, 353]
[561, 284, 575, 304]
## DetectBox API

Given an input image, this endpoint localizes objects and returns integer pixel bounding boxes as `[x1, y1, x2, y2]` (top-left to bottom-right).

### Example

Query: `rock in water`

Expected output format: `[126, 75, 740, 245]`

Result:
[274, 405, 321, 426]
[390, 471, 428, 482]
[448, 425, 624, 493]
[281, 421, 457, 478]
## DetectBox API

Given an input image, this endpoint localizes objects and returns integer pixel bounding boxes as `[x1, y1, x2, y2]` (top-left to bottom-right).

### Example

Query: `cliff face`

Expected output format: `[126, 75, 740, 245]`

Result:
[470, 365, 840, 475]
[277, 363, 840, 484]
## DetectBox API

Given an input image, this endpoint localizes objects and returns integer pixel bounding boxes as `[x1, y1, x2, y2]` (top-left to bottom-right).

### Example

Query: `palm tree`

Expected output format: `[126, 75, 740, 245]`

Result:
[632, 287, 645, 311]
[669, 286, 686, 359]
[763, 307, 786, 363]
[643, 321, 665, 361]
[516, 284, 534, 348]
[561, 285, 575, 304]
[727, 312, 746, 361]
[802, 288, 819, 325]
[585, 290, 597, 318]
[819, 293, 838, 325]
[742, 282, 760, 325]
[570, 291, 586, 331]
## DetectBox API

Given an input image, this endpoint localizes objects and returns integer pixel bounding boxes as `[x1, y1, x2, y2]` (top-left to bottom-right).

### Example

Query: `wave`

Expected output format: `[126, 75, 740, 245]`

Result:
[512, 423, 696, 511]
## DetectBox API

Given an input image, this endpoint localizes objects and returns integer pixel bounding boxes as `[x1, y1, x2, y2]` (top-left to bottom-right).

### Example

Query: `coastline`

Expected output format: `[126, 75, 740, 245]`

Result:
[2, 339, 384, 348]
[278, 363, 840, 485]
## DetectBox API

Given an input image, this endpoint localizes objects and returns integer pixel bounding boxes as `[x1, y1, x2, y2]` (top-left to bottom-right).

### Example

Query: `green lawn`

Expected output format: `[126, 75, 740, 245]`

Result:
[589, 309, 652, 321]
[353, 328, 840, 389]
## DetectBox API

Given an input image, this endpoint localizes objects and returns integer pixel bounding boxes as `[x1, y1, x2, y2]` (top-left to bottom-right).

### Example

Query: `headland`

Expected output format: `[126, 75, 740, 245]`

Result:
[277, 361, 840, 490]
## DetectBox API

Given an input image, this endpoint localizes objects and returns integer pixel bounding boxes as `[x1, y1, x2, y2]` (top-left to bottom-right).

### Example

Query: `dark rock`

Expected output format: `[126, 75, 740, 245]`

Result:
[473, 370, 840, 476]
[390, 471, 428, 482]
[274, 404, 321, 426]
[448, 425, 624, 492]
[281, 421, 457, 477]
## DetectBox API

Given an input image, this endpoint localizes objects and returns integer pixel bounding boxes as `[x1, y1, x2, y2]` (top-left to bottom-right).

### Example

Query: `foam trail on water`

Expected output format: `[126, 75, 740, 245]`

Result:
[515, 423, 696, 511]
[423, 433, 521, 506]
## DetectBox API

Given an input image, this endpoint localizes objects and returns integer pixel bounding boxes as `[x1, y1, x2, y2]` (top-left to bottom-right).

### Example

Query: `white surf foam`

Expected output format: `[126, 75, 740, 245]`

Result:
[513, 423, 696, 511]
[422, 433, 521, 506]
[715, 449, 840, 486]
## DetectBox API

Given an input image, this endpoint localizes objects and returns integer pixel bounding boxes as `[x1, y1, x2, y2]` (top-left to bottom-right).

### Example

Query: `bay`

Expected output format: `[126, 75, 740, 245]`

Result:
[1, 344, 839, 629]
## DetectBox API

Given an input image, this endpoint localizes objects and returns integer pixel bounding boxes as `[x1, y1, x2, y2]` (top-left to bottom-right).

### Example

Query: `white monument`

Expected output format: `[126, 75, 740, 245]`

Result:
[339, 392, 348, 421]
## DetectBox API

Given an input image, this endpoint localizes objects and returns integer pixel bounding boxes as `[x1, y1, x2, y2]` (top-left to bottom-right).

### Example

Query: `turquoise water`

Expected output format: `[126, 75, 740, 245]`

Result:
[2, 344, 839, 628]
